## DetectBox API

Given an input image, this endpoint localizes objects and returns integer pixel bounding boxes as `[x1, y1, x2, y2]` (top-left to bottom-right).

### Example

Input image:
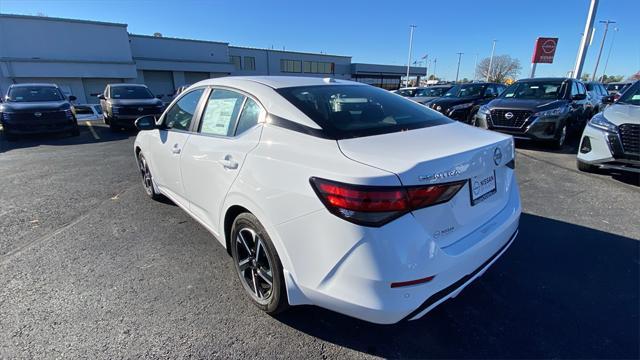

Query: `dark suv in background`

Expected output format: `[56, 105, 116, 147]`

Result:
[0, 83, 79, 140]
[99, 84, 164, 131]
[585, 81, 609, 114]
[426, 82, 506, 123]
[474, 77, 590, 148]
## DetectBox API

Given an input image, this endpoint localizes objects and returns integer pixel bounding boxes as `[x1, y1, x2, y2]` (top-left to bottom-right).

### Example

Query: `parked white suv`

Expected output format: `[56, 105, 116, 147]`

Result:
[133, 76, 521, 324]
[577, 81, 639, 174]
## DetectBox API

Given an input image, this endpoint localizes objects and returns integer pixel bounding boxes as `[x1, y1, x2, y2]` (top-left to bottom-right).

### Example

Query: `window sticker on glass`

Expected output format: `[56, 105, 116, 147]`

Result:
[201, 97, 240, 136]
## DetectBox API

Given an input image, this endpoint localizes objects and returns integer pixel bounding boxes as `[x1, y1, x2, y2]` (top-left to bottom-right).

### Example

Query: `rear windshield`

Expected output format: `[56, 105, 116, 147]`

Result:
[501, 81, 565, 100]
[276, 85, 452, 139]
[7, 86, 64, 102]
[111, 86, 154, 99]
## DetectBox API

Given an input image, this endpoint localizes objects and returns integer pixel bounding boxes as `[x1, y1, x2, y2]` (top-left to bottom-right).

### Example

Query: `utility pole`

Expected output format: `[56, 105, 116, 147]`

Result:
[473, 53, 478, 81]
[406, 25, 416, 87]
[592, 20, 616, 81]
[573, 0, 599, 79]
[432, 58, 437, 82]
[486, 39, 497, 82]
[600, 27, 618, 82]
[455, 52, 463, 83]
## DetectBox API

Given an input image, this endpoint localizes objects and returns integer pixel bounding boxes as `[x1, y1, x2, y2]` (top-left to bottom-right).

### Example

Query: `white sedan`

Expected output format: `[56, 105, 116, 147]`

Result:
[133, 76, 521, 324]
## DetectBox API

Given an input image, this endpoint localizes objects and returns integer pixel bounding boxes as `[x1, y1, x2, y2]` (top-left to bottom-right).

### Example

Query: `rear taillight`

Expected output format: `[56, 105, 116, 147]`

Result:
[310, 177, 465, 227]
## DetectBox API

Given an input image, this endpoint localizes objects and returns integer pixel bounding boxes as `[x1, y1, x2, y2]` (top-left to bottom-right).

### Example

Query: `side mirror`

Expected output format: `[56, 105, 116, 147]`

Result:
[602, 95, 615, 104]
[97, 94, 105, 100]
[135, 115, 158, 131]
[572, 93, 587, 101]
[68, 95, 77, 102]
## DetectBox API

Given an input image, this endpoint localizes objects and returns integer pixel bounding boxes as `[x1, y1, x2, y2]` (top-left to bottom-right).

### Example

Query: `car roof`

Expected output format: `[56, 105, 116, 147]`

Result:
[517, 77, 571, 82]
[193, 76, 364, 89]
[109, 83, 148, 87]
[10, 83, 59, 88]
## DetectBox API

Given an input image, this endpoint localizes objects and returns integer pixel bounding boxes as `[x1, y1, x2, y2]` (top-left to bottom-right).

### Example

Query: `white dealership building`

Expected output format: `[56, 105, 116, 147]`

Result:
[0, 14, 426, 103]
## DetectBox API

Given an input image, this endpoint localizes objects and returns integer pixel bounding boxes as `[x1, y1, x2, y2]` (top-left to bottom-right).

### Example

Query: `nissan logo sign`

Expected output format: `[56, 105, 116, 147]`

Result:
[504, 112, 514, 120]
[493, 147, 503, 166]
[137, 107, 144, 112]
[34, 112, 42, 117]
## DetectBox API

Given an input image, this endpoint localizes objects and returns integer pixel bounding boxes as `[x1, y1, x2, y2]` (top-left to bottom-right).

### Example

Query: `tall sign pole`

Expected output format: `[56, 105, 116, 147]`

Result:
[455, 52, 463, 83]
[592, 20, 616, 81]
[486, 39, 497, 82]
[406, 25, 416, 87]
[573, 0, 599, 79]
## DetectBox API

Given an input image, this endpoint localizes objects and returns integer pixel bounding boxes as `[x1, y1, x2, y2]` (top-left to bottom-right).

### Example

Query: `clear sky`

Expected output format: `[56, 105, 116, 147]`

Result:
[1, 0, 638, 81]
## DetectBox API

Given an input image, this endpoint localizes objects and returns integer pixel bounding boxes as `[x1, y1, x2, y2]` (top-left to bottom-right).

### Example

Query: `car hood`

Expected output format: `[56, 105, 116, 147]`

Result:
[0, 100, 70, 112]
[602, 103, 640, 126]
[487, 98, 567, 111]
[430, 97, 479, 107]
[109, 98, 163, 106]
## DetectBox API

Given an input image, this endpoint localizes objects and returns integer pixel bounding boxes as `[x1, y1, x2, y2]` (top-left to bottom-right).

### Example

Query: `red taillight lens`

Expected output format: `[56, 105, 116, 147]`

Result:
[310, 177, 465, 227]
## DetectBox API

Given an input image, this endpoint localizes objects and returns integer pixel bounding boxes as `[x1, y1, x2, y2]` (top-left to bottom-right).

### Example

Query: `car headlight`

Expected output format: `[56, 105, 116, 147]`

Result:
[64, 109, 74, 119]
[534, 106, 569, 118]
[588, 113, 618, 133]
[450, 102, 474, 111]
[479, 105, 491, 116]
[1, 112, 11, 121]
[435, 105, 442, 111]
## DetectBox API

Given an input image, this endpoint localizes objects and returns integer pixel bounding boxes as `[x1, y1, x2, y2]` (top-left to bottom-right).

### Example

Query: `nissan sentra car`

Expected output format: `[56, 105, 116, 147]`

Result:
[133, 76, 521, 324]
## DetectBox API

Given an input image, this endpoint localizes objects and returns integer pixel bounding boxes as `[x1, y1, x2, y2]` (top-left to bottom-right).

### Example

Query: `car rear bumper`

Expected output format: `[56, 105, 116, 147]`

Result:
[577, 124, 640, 173]
[274, 174, 521, 324]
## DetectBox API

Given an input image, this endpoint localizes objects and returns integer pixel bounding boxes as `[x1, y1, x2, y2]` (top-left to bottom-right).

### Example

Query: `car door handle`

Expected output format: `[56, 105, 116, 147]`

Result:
[171, 144, 181, 154]
[218, 157, 238, 170]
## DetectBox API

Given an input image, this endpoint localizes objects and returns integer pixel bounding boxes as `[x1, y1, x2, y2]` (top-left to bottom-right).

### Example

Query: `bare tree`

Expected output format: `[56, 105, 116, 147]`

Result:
[476, 55, 521, 83]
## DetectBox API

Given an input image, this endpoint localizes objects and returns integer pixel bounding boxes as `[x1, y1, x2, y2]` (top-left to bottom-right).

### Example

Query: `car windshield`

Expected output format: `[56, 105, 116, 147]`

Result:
[277, 85, 452, 139]
[416, 87, 450, 97]
[397, 88, 417, 97]
[443, 84, 484, 98]
[7, 86, 64, 102]
[616, 82, 640, 106]
[500, 81, 564, 99]
[111, 86, 154, 99]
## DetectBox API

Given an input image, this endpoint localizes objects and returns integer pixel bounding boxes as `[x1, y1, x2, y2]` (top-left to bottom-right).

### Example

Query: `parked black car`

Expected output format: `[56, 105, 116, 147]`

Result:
[99, 84, 164, 131]
[473, 77, 590, 148]
[0, 83, 79, 140]
[585, 81, 609, 114]
[425, 82, 506, 123]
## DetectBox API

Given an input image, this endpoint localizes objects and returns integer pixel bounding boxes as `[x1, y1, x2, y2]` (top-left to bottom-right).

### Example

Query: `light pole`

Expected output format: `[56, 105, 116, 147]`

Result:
[600, 27, 618, 82]
[406, 25, 416, 87]
[486, 39, 497, 82]
[473, 53, 478, 81]
[592, 20, 616, 81]
[455, 52, 463, 83]
[573, 0, 599, 79]
[432, 58, 437, 82]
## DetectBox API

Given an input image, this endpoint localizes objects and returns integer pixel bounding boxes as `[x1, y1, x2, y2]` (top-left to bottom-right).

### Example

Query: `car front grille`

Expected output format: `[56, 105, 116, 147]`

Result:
[619, 123, 640, 157]
[7, 110, 68, 122]
[118, 106, 161, 116]
[490, 109, 532, 128]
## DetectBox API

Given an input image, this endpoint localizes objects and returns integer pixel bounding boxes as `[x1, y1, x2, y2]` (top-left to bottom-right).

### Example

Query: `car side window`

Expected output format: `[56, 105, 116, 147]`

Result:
[497, 85, 506, 95]
[577, 82, 586, 95]
[571, 82, 579, 96]
[235, 98, 264, 136]
[199, 89, 245, 136]
[484, 86, 496, 97]
[163, 89, 204, 131]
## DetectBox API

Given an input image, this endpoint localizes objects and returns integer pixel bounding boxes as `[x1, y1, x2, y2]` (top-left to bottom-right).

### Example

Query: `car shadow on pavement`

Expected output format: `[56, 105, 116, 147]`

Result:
[276, 213, 639, 359]
[0, 123, 135, 153]
[514, 137, 579, 155]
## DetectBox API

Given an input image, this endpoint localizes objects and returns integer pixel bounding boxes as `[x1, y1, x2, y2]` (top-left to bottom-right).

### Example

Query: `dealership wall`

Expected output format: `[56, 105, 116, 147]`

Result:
[0, 14, 425, 103]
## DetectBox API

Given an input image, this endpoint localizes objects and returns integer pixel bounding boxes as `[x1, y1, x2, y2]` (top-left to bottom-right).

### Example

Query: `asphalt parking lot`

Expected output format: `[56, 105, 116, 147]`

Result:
[1, 122, 638, 359]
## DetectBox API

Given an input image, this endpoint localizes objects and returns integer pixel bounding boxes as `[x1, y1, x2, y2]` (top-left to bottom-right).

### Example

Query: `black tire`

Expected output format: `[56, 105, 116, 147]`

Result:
[137, 153, 161, 200]
[109, 122, 119, 132]
[552, 123, 568, 149]
[230, 213, 289, 315]
[70, 125, 80, 137]
[577, 159, 599, 173]
[467, 106, 480, 125]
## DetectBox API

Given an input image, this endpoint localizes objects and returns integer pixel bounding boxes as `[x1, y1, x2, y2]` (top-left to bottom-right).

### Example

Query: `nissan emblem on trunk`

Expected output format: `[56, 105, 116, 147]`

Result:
[493, 147, 503, 165]
[34, 112, 42, 117]
[504, 112, 514, 120]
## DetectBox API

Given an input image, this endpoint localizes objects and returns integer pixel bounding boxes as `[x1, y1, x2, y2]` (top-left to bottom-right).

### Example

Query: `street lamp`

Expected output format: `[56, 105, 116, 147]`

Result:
[455, 52, 463, 83]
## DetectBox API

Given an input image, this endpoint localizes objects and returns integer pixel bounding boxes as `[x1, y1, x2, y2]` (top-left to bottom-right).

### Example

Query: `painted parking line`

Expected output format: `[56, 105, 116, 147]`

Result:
[85, 121, 100, 140]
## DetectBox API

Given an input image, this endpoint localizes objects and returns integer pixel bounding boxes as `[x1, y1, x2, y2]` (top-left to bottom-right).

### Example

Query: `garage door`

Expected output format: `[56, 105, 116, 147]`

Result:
[142, 71, 175, 100]
[83, 78, 122, 104]
[184, 72, 209, 86]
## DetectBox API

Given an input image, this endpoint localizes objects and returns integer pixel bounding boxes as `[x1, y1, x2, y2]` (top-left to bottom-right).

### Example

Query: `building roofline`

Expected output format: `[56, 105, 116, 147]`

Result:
[0, 13, 127, 27]
[129, 33, 229, 45]
[229, 45, 351, 59]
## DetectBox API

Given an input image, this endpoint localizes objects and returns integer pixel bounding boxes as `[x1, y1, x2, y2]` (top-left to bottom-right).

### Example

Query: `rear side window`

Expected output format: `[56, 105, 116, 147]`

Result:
[199, 89, 245, 136]
[276, 85, 451, 139]
[164, 89, 204, 131]
[235, 98, 263, 135]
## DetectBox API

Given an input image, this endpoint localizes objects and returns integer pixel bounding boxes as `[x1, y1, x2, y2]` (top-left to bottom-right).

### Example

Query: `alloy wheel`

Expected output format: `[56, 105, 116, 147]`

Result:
[234, 227, 274, 304]
[138, 156, 153, 195]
